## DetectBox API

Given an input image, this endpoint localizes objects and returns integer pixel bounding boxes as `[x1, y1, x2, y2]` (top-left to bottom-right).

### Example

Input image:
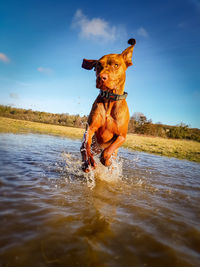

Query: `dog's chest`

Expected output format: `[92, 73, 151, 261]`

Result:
[95, 101, 127, 144]
[101, 103, 120, 132]
[96, 113, 118, 144]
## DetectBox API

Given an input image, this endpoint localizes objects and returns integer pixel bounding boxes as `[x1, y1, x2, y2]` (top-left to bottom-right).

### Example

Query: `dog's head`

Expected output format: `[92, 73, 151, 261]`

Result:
[82, 39, 136, 94]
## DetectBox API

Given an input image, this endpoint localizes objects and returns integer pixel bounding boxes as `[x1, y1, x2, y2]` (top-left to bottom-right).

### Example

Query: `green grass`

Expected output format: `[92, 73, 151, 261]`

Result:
[125, 134, 200, 163]
[1, 116, 200, 163]
[0, 116, 84, 139]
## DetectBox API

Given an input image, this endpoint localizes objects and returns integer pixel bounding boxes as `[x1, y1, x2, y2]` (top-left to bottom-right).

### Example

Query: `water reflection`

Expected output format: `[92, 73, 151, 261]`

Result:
[0, 133, 200, 267]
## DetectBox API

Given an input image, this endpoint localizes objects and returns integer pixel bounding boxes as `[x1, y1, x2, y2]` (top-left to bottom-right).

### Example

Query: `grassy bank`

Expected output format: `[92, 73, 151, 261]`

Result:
[0, 116, 200, 163]
[0, 116, 84, 139]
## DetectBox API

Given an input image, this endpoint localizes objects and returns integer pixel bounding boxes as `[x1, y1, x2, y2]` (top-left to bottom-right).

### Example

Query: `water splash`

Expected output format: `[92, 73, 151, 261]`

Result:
[61, 152, 123, 189]
[49, 149, 155, 192]
[92, 155, 123, 183]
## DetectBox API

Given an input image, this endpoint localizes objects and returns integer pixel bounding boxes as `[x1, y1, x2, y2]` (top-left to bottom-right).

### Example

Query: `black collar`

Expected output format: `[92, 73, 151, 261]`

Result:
[100, 90, 128, 101]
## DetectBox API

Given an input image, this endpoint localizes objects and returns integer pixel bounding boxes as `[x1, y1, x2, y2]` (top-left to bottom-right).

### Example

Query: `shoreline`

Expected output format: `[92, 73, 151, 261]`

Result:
[0, 116, 199, 163]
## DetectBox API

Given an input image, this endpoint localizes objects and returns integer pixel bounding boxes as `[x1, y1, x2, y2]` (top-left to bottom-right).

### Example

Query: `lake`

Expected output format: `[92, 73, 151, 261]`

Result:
[0, 133, 200, 267]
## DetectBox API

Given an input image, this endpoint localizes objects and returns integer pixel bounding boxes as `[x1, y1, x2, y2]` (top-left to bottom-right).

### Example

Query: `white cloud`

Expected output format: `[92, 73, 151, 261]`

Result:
[0, 53, 10, 63]
[137, 27, 149, 38]
[72, 9, 124, 42]
[37, 67, 53, 74]
[9, 93, 19, 99]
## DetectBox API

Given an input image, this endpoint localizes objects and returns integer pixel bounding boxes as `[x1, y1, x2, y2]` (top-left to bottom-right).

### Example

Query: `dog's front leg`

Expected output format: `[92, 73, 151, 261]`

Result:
[100, 135, 125, 166]
[80, 127, 97, 172]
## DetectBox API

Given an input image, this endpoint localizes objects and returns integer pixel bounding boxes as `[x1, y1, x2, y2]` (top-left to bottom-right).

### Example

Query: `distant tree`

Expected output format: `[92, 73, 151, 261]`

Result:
[132, 112, 153, 135]
[0, 105, 199, 142]
[132, 112, 146, 124]
[167, 123, 190, 139]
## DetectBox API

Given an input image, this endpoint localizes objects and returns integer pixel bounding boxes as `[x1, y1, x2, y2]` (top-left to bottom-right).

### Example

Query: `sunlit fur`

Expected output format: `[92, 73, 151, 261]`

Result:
[81, 41, 135, 172]
[96, 54, 127, 94]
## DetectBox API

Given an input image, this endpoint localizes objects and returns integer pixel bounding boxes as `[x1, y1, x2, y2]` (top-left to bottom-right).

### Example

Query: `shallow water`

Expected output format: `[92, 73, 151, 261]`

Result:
[0, 133, 200, 267]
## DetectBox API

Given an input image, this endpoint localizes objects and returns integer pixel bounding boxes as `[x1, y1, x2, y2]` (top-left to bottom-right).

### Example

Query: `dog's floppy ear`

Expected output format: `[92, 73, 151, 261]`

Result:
[82, 59, 97, 70]
[121, 38, 136, 68]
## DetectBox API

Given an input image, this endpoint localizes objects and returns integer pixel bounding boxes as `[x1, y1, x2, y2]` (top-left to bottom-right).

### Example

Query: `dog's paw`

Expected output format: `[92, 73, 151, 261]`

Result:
[82, 156, 97, 172]
[100, 157, 112, 167]
[82, 161, 89, 172]
[100, 150, 112, 167]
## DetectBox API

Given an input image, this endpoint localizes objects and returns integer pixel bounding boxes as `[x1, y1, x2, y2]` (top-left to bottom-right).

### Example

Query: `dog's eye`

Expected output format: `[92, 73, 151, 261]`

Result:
[115, 63, 119, 68]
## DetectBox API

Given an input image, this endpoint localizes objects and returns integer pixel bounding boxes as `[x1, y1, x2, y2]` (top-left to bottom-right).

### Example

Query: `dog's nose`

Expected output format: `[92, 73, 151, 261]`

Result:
[100, 73, 108, 81]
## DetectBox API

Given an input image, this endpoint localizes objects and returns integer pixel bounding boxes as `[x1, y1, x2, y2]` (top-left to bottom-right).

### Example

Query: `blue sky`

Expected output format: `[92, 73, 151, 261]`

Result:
[0, 0, 200, 128]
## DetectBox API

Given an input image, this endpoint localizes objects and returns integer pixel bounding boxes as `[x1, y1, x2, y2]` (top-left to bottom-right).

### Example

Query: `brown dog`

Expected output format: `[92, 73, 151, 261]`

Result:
[80, 39, 136, 172]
